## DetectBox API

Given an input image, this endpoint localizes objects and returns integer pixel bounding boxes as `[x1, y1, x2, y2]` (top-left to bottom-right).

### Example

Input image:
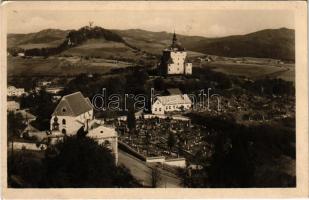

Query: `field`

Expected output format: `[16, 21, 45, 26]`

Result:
[122, 36, 205, 58]
[202, 61, 295, 82]
[61, 39, 142, 60]
[17, 39, 65, 50]
[7, 56, 132, 77]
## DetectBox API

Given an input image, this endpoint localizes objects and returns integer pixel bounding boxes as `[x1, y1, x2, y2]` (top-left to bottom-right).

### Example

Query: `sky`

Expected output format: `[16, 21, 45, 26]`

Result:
[7, 4, 294, 37]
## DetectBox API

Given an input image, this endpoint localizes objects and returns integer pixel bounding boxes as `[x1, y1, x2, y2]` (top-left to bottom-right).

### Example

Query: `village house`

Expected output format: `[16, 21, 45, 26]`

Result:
[152, 88, 192, 115]
[10, 138, 47, 151]
[37, 80, 52, 87]
[15, 109, 37, 125]
[17, 52, 25, 57]
[45, 86, 64, 94]
[7, 100, 20, 112]
[158, 32, 192, 76]
[7, 86, 26, 97]
[87, 123, 118, 164]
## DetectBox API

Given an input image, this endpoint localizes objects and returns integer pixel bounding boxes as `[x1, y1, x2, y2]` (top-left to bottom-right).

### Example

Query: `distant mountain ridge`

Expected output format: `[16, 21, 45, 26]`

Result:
[7, 27, 295, 60]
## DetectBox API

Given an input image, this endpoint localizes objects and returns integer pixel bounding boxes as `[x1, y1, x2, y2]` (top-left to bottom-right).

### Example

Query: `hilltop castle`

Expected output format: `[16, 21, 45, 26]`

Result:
[158, 32, 192, 76]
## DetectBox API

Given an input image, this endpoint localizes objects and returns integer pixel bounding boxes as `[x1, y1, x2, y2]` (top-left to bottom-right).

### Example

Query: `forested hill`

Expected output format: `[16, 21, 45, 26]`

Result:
[8, 26, 130, 57]
[115, 28, 295, 61]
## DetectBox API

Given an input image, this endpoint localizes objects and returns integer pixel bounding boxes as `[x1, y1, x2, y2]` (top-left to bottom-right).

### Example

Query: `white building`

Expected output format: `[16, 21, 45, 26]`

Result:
[152, 89, 192, 115]
[87, 124, 118, 164]
[37, 81, 52, 87]
[17, 52, 25, 57]
[50, 91, 118, 164]
[45, 87, 64, 94]
[50, 92, 94, 135]
[7, 100, 20, 112]
[7, 86, 26, 97]
[158, 32, 192, 76]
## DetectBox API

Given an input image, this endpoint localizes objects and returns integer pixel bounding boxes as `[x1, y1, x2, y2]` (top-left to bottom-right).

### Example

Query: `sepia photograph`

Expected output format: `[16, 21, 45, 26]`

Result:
[1, 1, 308, 198]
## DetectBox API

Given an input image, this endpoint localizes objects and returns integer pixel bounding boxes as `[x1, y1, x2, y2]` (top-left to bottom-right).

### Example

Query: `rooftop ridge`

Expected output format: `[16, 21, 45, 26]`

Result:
[63, 91, 82, 99]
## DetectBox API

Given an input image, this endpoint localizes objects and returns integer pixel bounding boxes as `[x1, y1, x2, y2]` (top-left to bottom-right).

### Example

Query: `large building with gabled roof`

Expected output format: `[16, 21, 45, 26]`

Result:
[50, 91, 94, 135]
[50, 91, 118, 164]
[158, 32, 192, 76]
[152, 88, 192, 115]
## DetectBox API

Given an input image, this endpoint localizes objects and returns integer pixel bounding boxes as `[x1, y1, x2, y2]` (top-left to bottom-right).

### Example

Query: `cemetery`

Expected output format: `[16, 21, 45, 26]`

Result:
[107, 115, 213, 164]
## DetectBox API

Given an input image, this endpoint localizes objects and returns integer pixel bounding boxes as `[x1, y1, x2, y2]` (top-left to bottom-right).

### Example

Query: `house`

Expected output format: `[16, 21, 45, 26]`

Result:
[17, 52, 25, 57]
[50, 91, 118, 164]
[152, 89, 192, 115]
[87, 123, 118, 164]
[45, 86, 64, 94]
[22, 124, 39, 134]
[10, 138, 47, 151]
[7, 86, 26, 97]
[15, 109, 37, 124]
[51, 95, 62, 102]
[50, 92, 94, 135]
[158, 32, 192, 76]
[37, 81, 52, 87]
[7, 100, 20, 112]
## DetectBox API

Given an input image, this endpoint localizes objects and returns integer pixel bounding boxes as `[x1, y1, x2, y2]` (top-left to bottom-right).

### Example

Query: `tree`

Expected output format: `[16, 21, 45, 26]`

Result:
[167, 132, 176, 154]
[127, 108, 136, 135]
[31, 89, 56, 130]
[42, 136, 139, 187]
[151, 167, 161, 188]
[7, 112, 26, 139]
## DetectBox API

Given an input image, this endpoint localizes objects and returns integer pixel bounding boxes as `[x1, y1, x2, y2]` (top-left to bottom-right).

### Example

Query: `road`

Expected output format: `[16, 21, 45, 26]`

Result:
[118, 150, 183, 188]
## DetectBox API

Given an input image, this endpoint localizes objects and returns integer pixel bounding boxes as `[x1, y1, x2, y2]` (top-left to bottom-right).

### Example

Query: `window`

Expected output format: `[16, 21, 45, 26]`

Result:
[62, 119, 66, 125]
[62, 129, 66, 135]
[155, 108, 157, 111]
[159, 108, 161, 111]
[169, 106, 171, 109]
[62, 107, 66, 113]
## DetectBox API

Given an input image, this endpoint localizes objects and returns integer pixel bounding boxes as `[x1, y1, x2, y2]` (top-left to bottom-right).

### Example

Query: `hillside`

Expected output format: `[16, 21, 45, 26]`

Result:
[8, 27, 294, 60]
[7, 29, 70, 49]
[61, 38, 141, 60]
[115, 28, 295, 61]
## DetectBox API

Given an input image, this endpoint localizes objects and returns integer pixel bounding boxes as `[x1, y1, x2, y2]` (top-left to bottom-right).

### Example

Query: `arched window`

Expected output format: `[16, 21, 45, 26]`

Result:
[62, 129, 66, 135]
[62, 119, 66, 125]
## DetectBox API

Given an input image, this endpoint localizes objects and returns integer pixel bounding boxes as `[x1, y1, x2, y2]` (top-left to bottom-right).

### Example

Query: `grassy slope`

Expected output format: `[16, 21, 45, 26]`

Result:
[60, 39, 140, 60]
[8, 29, 70, 49]
[202, 62, 295, 82]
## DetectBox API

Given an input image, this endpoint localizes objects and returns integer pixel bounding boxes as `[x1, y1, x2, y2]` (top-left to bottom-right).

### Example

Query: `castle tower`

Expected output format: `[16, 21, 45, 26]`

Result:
[158, 32, 192, 76]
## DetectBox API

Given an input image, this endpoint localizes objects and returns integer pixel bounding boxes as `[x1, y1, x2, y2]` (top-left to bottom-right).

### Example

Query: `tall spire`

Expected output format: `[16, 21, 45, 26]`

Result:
[172, 30, 177, 45]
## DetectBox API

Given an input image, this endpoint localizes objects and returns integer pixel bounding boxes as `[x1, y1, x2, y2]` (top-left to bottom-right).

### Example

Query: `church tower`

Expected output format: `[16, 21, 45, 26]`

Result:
[158, 32, 192, 76]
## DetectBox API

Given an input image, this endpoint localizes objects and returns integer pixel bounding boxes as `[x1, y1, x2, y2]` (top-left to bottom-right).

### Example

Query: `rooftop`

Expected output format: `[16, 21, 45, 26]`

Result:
[157, 94, 192, 106]
[165, 32, 185, 51]
[87, 125, 117, 139]
[166, 88, 183, 95]
[52, 92, 93, 116]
